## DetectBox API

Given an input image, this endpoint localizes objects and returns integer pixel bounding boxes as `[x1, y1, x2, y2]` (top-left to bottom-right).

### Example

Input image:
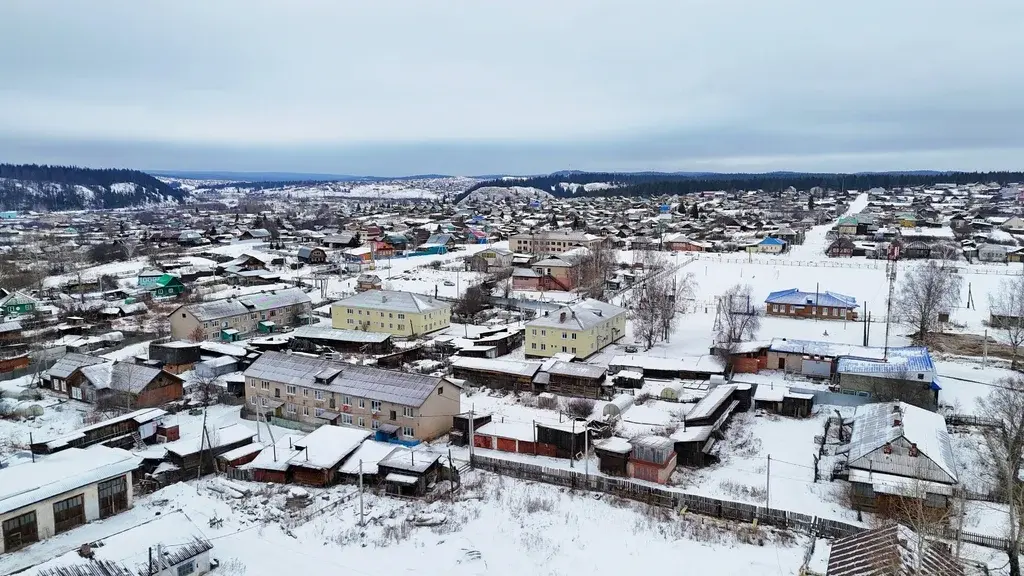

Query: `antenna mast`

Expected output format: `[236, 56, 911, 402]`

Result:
[883, 242, 900, 359]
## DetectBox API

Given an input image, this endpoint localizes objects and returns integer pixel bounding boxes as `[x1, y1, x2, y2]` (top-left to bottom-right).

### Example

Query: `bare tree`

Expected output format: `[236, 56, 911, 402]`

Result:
[453, 284, 489, 321]
[715, 284, 761, 344]
[895, 261, 962, 344]
[627, 277, 661, 350]
[657, 272, 696, 343]
[977, 375, 1024, 576]
[188, 325, 206, 343]
[991, 275, 1024, 369]
[190, 371, 221, 407]
[121, 238, 140, 260]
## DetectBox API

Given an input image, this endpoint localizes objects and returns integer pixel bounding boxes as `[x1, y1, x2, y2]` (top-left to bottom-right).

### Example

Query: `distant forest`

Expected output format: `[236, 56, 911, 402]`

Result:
[0, 163, 184, 210]
[456, 171, 1024, 203]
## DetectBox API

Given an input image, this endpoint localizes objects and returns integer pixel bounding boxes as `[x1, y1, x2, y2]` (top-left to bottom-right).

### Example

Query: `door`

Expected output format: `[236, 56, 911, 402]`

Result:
[778, 357, 786, 370]
[98, 475, 128, 519]
[2, 511, 38, 552]
[53, 494, 86, 534]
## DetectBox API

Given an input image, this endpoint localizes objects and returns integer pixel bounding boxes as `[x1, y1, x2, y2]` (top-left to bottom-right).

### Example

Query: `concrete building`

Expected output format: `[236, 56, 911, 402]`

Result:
[168, 287, 312, 342]
[0, 446, 142, 553]
[509, 230, 603, 255]
[331, 290, 451, 338]
[243, 351, 461, 441]
[524, 299, 626, 359]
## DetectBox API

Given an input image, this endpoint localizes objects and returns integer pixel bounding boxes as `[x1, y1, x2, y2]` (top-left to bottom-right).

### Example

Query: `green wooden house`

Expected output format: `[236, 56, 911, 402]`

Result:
[0, 291, 38, 316]
[149, 274, 186, 298]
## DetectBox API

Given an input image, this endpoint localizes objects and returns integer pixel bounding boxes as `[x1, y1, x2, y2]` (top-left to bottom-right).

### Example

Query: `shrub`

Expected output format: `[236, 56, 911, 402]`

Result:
[563, 397, 595, 419]
[537, 394, 558, 410]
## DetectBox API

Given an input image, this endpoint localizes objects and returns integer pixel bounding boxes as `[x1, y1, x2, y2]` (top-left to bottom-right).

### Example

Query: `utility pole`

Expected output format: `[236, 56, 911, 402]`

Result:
[984, 329, 989, 366]
[468, 405, 475, 468]
[766, 454, 771, 508]
[148, 547, 153, 576]
[29, 432, 34, 463]
[584, 424, 589, 479]
[883, 243, 900, 359]
[358, 459, 365, 527]
[570, 419, 575, 469]
[196, 405, 209, 482]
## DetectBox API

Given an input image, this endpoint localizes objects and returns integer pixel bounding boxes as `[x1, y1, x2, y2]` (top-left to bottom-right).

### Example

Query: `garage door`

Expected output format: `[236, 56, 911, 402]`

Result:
[53, 494, 86, 534]
[98, 476, 128, 519]
[2, 511, 38, 552]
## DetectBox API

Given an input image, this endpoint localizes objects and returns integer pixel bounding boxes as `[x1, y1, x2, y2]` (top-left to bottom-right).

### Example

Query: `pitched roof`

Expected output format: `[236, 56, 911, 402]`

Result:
[333, 290, 449, 314]
[243, 351, 448, 407]
[80, 362, 171, 394]
[847, 401, 957, 483]
[47, 352, 105, 379]
[526, 299, 626, 330]
[827, 524, 964, 576]
[765, 288, 858, 309]
[179, 287, 311, 321]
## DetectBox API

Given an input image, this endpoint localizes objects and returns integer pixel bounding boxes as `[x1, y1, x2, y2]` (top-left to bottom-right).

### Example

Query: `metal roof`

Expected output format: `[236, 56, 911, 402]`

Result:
[47, 352, 106, 379]
[764, 288, 858, 308]
[847, 401, 957, 484]
[244, 351, 446, 407]
[527, 298, 626, 330]
[291, 324, 392, 344]
[836, 346, 934, 376]
[333, 289, 449, 314]
[827, 524, 965, 576]
[452, 356, 542, 378]
[181, 287, 311, 321]
[80, 362, 167, 394]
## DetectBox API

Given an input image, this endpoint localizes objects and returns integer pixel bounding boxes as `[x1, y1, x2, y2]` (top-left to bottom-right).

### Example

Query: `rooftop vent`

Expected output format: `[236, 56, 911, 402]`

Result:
[559, 312, 566, 323]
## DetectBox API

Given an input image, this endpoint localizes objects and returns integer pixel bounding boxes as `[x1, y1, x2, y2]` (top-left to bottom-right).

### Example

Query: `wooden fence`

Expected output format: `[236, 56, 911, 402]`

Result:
[472, 454, 860, 540]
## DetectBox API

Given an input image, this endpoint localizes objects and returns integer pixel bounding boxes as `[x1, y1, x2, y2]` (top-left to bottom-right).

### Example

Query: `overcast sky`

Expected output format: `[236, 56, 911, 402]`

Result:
[1, 1, 1023, 176]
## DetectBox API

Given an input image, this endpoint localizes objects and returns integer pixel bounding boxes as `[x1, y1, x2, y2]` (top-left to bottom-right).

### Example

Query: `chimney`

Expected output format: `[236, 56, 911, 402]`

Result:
[909, 443, 919, 457]
[883, 442, 892, 455]
[560, 312, 566, 323]
[893, 418, 902, 427]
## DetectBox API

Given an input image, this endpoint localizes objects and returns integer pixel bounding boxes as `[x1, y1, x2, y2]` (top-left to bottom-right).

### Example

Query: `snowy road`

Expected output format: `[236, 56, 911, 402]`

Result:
[787, 192, 868, 259]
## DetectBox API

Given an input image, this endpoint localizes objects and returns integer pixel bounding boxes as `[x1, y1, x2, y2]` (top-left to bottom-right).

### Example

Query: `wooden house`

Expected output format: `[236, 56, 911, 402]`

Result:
[297, 246, 327, 264]
[826, 237, 855, 258]
[377, 451, 441, 497]
[594, 436, 631, 477]
[31, 408, 168, 455]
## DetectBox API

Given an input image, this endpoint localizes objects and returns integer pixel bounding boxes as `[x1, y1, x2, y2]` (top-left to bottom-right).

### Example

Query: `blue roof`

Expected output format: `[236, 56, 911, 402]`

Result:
[759, 237, 787, 246]
[836, 346, 935, 375]
[764, 288, 858, 309]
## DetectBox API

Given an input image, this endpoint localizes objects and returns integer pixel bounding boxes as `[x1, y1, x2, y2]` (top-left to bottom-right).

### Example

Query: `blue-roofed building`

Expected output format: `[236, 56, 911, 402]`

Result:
[835, 346, 941, 411]
[758, 236, 788, 254]
[764, 288, 859, 321]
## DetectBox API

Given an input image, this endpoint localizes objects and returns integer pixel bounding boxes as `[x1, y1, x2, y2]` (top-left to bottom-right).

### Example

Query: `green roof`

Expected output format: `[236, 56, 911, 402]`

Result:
[154, 274, 182, 287]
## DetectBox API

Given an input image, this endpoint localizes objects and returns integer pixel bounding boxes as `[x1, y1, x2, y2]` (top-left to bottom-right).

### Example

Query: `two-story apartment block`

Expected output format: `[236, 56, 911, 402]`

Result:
[525, 299, 627, 359]
[168, 287, 312, 342]
[243, 351, 460, 441]
[513, 247, 589, 292]
[331, 290, 451, 338]
[510, 230, 603, 255]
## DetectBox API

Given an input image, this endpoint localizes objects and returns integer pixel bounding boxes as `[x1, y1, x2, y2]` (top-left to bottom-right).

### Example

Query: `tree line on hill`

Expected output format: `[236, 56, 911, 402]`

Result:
[456, 170, 1024, 203]
[0, 163, 185, 210]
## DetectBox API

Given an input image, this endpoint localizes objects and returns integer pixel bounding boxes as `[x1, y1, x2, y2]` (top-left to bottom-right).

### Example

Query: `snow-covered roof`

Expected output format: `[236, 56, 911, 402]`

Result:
[47, 352, 105, 379]
[289, 324, 393, 344]
[180, 287, 310, 321]
[242, 434, 304, 472]
[594, 436, 632, 454]
[670, 424, 714, 443]
[476, 420, 535, 442]
[544, 361, 606, 379]
[769, 338, 885, 359]
[847, 402, 957, 483]
[333, 289, 449, 314]
[244, 351, 448, 407]
[199, 341, 249, 357]
[827, 523, 965, 576]
[338, 441, 407, 475]
[29, 511, 211, 576]
[0, 446, 142, 515]
[527, 299, 626, 331]
[80, 362, 167, 393]
[836, 347, 934, 376]
[685, 384, 737, 422]
[292, 425, 372, 470]
[452, 356, 542, 378]
[609, 354, 725, 375]
[164, 423, 256, 458]
[40, 408, 166, 450]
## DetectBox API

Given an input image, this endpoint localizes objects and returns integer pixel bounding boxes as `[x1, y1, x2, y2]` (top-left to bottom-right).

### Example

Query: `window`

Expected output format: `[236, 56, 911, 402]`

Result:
[562, 346, 567, 352]
[531, 343, 537, 349]
[52, 494, 85, 534]
[261, 381, 270, 390]
[98, 476, 127, 519]
[917, 373, 924, 380]
[71, 387, 82, 400]
[403, 426, 415, 437]
[386, 409, 395, 421]
[389, 312, 393, 318]
[286, 385, 296, 395]
[249, 396, 256, 405]
[314, 390, 324, 401]
[358, 417, 365, 427]
[562, 332, 567, 339]
[343, 395, 351, 406]
[371, 400, 381, 412]
[347, 319, 354, 324]
[571, 347, 577, 354]
[260, 397, 268, 407]
[315, 407, 325, 417]
[250, 380, 256, 388]
[274, 388, 281, 398]
[403, 406, 415, 417]
[347, 308, 354, 313]
[303, 406, 309, 416]
[341, 413, 353, 424]
[541, 330, 546, 336]
[571, 333, 577, 340]
[358, 310, 362, 315]
[398, 313, 405, 319]
[2, 511, 37, 551]
[371, 419, 381, 430]
[303, 389, 309, 397]
[437, 386, 444, 396]
[389, 323, 393, 329]
[398, 324, 405, 330]
[541, 343, 546, 350]
[532, 329, 537, 335]
[287, 403, 296, 414]
[358, 398, 366, 408]
[177, 561, 196, 576]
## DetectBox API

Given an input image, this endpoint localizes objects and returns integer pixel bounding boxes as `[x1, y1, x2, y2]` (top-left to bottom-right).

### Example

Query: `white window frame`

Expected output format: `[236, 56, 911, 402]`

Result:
[371, 400, 381, 412]
[403, 406, 415, 418]
[402, 426, 415, 437]
[286, 385, 296, 395]
[371, 419, 381, 430]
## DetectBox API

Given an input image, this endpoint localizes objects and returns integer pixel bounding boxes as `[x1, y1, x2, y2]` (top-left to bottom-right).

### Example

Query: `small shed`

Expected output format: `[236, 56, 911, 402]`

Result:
[594, 436, 631, 477]
[377, 451, 441, 497]
[627, 436, 677, 484]
[612, 370, 644, 389]
[535, 421, 588, 459]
